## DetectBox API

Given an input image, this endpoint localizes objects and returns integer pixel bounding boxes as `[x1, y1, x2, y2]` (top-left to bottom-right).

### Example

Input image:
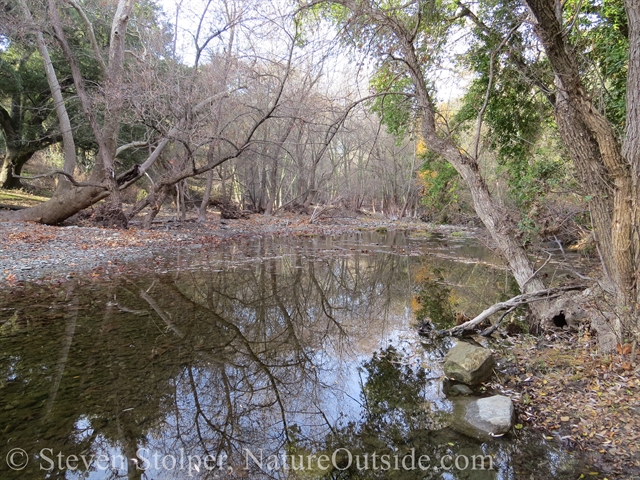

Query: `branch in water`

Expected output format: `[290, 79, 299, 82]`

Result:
[438, 285, 587, 337]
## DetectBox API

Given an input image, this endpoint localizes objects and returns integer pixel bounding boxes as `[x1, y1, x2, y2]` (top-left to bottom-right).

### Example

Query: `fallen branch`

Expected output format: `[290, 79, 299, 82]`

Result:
[14, 171, 107, 189]
[438, 285, 586, 337]
[0, 203, 27, 210]
[479, 305, 517, 336]
[309, 196, 344, 223]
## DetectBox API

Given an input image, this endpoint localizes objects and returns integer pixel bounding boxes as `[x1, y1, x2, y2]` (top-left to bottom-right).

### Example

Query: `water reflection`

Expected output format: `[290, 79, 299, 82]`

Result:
[0, 232, 586, 479]
[304, 345, 584, 479]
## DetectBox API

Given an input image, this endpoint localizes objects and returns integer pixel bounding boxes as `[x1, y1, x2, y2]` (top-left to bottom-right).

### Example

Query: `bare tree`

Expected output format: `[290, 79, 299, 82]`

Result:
[0, 0, 303, 227]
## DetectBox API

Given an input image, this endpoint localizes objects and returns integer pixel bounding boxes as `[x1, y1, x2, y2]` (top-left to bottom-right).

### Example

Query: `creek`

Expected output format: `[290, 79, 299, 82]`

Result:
[0, 230, 589, 479]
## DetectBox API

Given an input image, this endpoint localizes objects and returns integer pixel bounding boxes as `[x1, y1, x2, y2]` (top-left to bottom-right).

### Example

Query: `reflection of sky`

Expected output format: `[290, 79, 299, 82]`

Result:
[83, 235, 433, 477]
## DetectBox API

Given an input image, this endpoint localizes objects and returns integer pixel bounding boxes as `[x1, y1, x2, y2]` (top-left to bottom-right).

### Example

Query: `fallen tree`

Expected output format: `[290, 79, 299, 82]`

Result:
[438, 285, 588, 337]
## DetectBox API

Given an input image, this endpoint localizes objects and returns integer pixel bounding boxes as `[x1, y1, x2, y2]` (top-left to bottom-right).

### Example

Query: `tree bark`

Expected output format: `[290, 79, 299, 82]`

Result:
[623, 1, 640, 321]
[14, 0, 76, 192]
[0, 184, 108, 224]
[198, 169, 215, 222]
[526, 0, 638, 338]
[0, 148, 35, 189]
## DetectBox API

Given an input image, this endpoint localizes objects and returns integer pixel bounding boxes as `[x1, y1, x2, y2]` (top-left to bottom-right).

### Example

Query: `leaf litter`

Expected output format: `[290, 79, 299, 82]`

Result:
[492, 328, 640, 479]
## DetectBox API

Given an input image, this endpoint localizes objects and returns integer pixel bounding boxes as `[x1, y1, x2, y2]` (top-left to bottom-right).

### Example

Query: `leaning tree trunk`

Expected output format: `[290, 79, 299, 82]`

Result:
[19, 0, 77, 192]
[395, 27, 552, 321]
[526, 0, 639, 340]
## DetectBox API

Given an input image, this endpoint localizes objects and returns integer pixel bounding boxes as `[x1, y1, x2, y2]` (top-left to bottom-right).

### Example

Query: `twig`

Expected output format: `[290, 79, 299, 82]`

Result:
[480, 305, 517, 336]
[521, 252, 552, 289]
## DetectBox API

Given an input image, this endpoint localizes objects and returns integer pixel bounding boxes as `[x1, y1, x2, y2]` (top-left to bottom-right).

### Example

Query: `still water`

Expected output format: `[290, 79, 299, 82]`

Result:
[0, 231, 587, 479]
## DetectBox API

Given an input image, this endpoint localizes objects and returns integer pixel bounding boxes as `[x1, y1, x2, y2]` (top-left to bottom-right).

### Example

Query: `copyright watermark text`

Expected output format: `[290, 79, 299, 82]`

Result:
[4, 446, 493, 475]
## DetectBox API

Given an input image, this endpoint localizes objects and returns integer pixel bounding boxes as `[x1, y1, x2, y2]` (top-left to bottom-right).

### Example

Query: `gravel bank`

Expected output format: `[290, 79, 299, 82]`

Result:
[0, 221, 209, 283]
[0, 214, 434, 284]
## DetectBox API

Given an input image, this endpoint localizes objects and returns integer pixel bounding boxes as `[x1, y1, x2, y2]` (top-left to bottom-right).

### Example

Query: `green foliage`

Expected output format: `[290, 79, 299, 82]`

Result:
[413, 269, 456, 329]
[370, 66, 414, 139]
[510, 146, 567, 211]
[569, 0, 628, 133]
[454, 0, 573, 230]
[0, 44, 58, 151]
[417, 150, 459, 222]
[361, 346, 426, 418]
[455, 2, 549, 173]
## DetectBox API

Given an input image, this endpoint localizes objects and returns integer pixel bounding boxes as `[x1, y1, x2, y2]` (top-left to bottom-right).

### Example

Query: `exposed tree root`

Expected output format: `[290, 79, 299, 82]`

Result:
[75, 204, 129, 229]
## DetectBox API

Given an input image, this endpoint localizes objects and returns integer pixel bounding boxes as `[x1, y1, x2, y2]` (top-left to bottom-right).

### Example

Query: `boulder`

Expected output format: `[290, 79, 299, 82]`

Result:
[450, 395, 515, 440]
[443, 342, 495, 385]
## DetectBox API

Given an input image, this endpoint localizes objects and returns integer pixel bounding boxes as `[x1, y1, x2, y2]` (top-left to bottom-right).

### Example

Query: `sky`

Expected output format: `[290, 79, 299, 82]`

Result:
[156, 0, 468, 103]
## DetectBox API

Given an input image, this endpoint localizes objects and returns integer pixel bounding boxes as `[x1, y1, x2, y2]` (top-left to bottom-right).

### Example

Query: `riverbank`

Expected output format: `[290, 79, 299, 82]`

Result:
[493, 332, 640, 479]
[0, 212, 444, 284]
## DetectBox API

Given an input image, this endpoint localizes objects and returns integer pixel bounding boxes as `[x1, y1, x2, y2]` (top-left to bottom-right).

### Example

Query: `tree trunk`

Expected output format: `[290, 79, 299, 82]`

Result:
[33, 0, 77, 190]
[16, 0, 76, 192]
[0, 185, 108, 224]
[0, 148, 35, 189]
[526, 0, 639, 339]
[143, 187, 171, 228]
[389, 5, 551, 319]
[623, 1, 640, 335]
[198, 169, 215, 222]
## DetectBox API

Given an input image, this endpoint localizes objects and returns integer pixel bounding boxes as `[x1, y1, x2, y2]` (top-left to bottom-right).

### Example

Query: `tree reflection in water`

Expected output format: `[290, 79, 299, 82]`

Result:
[0, 233, 586, 479]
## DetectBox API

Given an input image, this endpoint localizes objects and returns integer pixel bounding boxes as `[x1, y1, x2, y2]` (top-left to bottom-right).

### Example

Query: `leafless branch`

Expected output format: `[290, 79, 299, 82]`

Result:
[64, 0, 108, 74]
[116, 141, 149, 156]
[13, 171, 107, 189]
[439, 285, 586, 336]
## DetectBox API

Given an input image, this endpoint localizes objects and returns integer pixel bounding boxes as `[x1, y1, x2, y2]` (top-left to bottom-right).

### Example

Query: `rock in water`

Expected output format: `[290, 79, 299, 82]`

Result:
[451, 395, 515, 440]
[443, 342, 495, 385]
[449, 383, 474, 396]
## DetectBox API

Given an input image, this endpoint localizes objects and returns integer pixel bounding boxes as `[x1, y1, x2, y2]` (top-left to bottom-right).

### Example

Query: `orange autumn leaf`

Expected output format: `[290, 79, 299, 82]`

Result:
[616, 343, 632, 355]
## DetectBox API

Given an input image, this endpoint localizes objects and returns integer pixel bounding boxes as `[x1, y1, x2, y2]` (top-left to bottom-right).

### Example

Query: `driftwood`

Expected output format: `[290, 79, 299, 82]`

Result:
[438, 285, 586, 337]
